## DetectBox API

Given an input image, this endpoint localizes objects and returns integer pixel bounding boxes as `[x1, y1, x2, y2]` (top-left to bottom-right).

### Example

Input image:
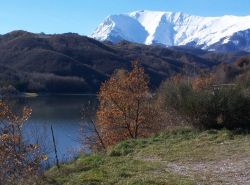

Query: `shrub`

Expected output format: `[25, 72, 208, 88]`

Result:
[158, 77, 250, 130]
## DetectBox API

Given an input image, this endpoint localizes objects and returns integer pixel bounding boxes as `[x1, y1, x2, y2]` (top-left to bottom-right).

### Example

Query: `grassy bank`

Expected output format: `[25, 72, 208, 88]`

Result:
[42, 129, 250, 185]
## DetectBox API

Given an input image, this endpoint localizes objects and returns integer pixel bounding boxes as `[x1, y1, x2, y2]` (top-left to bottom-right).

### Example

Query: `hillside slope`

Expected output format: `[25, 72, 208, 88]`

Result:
[43, 129, 250, 185]
[0, 31, 247, 93]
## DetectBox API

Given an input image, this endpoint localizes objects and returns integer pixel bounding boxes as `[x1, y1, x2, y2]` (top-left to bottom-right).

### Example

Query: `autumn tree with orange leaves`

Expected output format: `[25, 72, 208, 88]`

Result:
[94, 62, 162, 147]
[0, 101, 44, 184]
[191, 75, 215, 91]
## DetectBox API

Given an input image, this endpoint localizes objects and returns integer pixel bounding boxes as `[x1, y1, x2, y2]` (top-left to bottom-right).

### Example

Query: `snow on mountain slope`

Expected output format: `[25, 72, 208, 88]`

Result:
[91, 10, 250, 51]
[93, 14, 148, 43]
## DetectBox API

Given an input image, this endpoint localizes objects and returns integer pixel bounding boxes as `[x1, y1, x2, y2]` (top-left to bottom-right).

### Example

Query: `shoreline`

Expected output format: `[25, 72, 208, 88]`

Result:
[0, 92, 97, 99]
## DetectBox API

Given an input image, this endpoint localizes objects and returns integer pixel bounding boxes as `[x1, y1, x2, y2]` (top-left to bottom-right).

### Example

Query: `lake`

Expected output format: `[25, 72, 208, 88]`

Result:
[6, 94, 98, 166]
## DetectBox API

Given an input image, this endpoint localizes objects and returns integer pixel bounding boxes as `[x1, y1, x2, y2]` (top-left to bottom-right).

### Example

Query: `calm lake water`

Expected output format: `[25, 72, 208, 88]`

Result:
[8, 95, 98, 165]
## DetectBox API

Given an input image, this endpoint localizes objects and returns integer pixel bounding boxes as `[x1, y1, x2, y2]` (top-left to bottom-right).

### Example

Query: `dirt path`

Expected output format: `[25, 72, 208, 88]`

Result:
[138, 156, 250, 184]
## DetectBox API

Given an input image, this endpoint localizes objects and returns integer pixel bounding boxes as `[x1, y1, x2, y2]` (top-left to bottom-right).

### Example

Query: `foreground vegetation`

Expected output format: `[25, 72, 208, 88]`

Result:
[1, 58, 249, 184]
[42, 129, 250, 185]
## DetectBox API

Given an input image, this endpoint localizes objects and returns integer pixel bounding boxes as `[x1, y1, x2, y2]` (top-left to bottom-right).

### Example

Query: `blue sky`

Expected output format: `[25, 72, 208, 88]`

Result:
[1, 0, 250, 35]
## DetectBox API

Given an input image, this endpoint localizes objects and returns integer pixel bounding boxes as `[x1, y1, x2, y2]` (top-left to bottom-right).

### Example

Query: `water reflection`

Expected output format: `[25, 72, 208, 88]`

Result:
[7, 95, 98, 165]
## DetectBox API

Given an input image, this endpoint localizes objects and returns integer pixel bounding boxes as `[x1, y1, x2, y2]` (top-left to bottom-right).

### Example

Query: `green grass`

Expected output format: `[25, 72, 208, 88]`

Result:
[42, 129, 250, 185]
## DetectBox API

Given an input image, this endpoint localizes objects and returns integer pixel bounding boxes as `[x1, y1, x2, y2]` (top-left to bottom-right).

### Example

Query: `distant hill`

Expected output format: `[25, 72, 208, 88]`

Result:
[0, 31, 248, 94]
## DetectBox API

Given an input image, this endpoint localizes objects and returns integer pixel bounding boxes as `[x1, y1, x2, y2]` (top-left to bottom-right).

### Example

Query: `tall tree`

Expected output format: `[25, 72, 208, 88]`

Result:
[96, 62, 162, 147]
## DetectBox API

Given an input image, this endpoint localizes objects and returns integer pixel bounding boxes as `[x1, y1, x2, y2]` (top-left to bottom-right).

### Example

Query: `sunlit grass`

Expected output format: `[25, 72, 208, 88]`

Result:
[43, 129, 250, 185]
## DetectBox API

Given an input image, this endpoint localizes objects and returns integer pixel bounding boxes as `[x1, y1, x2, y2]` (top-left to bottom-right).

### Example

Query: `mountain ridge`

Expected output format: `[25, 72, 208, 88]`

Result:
[91, 10, 250, 52]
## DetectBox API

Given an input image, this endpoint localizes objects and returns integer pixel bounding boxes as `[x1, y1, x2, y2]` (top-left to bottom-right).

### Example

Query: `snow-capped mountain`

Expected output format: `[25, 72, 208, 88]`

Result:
[91, 10, 250, 52]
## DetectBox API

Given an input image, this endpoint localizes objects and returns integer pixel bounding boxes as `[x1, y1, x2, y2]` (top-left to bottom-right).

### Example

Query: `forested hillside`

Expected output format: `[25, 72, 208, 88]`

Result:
[0, 30, 248, 94]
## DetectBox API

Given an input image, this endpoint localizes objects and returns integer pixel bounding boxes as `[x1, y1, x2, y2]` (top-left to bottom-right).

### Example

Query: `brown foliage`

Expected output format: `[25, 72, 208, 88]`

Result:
[191, 75, 215, 91]
[0, 101, 44, 185]
[95, 62, 162, 147]
[236, 57, 250, 68]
